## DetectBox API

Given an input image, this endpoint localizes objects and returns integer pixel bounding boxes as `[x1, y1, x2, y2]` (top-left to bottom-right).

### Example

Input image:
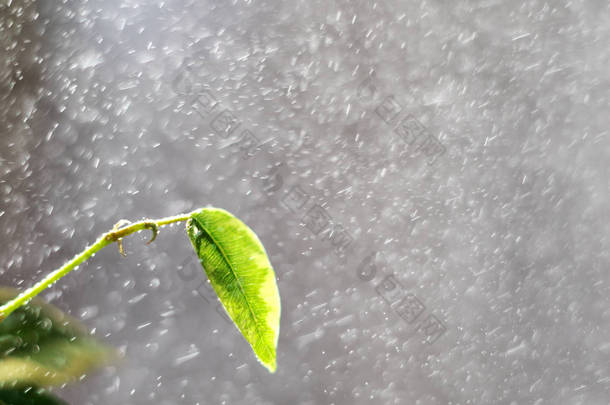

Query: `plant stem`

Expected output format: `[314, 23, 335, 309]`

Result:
[0, 212, 194, 322]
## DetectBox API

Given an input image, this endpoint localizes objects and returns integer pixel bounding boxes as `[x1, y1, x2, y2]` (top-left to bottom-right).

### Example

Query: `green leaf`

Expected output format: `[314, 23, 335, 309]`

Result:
[186, 207, 281, 372]
[0, 288, 117, 389]
[0, 386, 68, 405]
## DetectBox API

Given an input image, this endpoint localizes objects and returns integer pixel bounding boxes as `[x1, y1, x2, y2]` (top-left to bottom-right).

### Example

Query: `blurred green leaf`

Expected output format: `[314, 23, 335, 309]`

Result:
[0, 288, 117, 389]
[0, 386, 68, 405]
[187, 208, 281, 372]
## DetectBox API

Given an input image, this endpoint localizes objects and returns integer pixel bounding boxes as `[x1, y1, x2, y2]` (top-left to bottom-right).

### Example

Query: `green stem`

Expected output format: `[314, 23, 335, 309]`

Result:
[0, 212, 194, 322]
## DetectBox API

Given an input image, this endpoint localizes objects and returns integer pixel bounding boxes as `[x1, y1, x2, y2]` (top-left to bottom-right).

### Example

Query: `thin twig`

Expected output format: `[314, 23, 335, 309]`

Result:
[0, 212, 195, 322]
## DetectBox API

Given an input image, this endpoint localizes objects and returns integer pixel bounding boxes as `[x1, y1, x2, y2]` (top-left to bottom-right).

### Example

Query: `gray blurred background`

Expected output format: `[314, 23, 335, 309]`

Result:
[1, 0, 609, 404]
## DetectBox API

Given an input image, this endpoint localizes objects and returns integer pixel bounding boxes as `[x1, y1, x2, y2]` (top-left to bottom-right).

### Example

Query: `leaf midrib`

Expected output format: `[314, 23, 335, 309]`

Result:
[192, 217, 273, 360]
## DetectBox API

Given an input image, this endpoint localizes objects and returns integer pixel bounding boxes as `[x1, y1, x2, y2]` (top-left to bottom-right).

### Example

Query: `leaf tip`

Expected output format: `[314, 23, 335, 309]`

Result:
[262, 357, 277, 374]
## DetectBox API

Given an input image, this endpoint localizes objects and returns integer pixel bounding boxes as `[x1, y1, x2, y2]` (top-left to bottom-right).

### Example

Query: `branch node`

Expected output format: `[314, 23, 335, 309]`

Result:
[144, 222, 159, 245]
[113, 219, 132, 256]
